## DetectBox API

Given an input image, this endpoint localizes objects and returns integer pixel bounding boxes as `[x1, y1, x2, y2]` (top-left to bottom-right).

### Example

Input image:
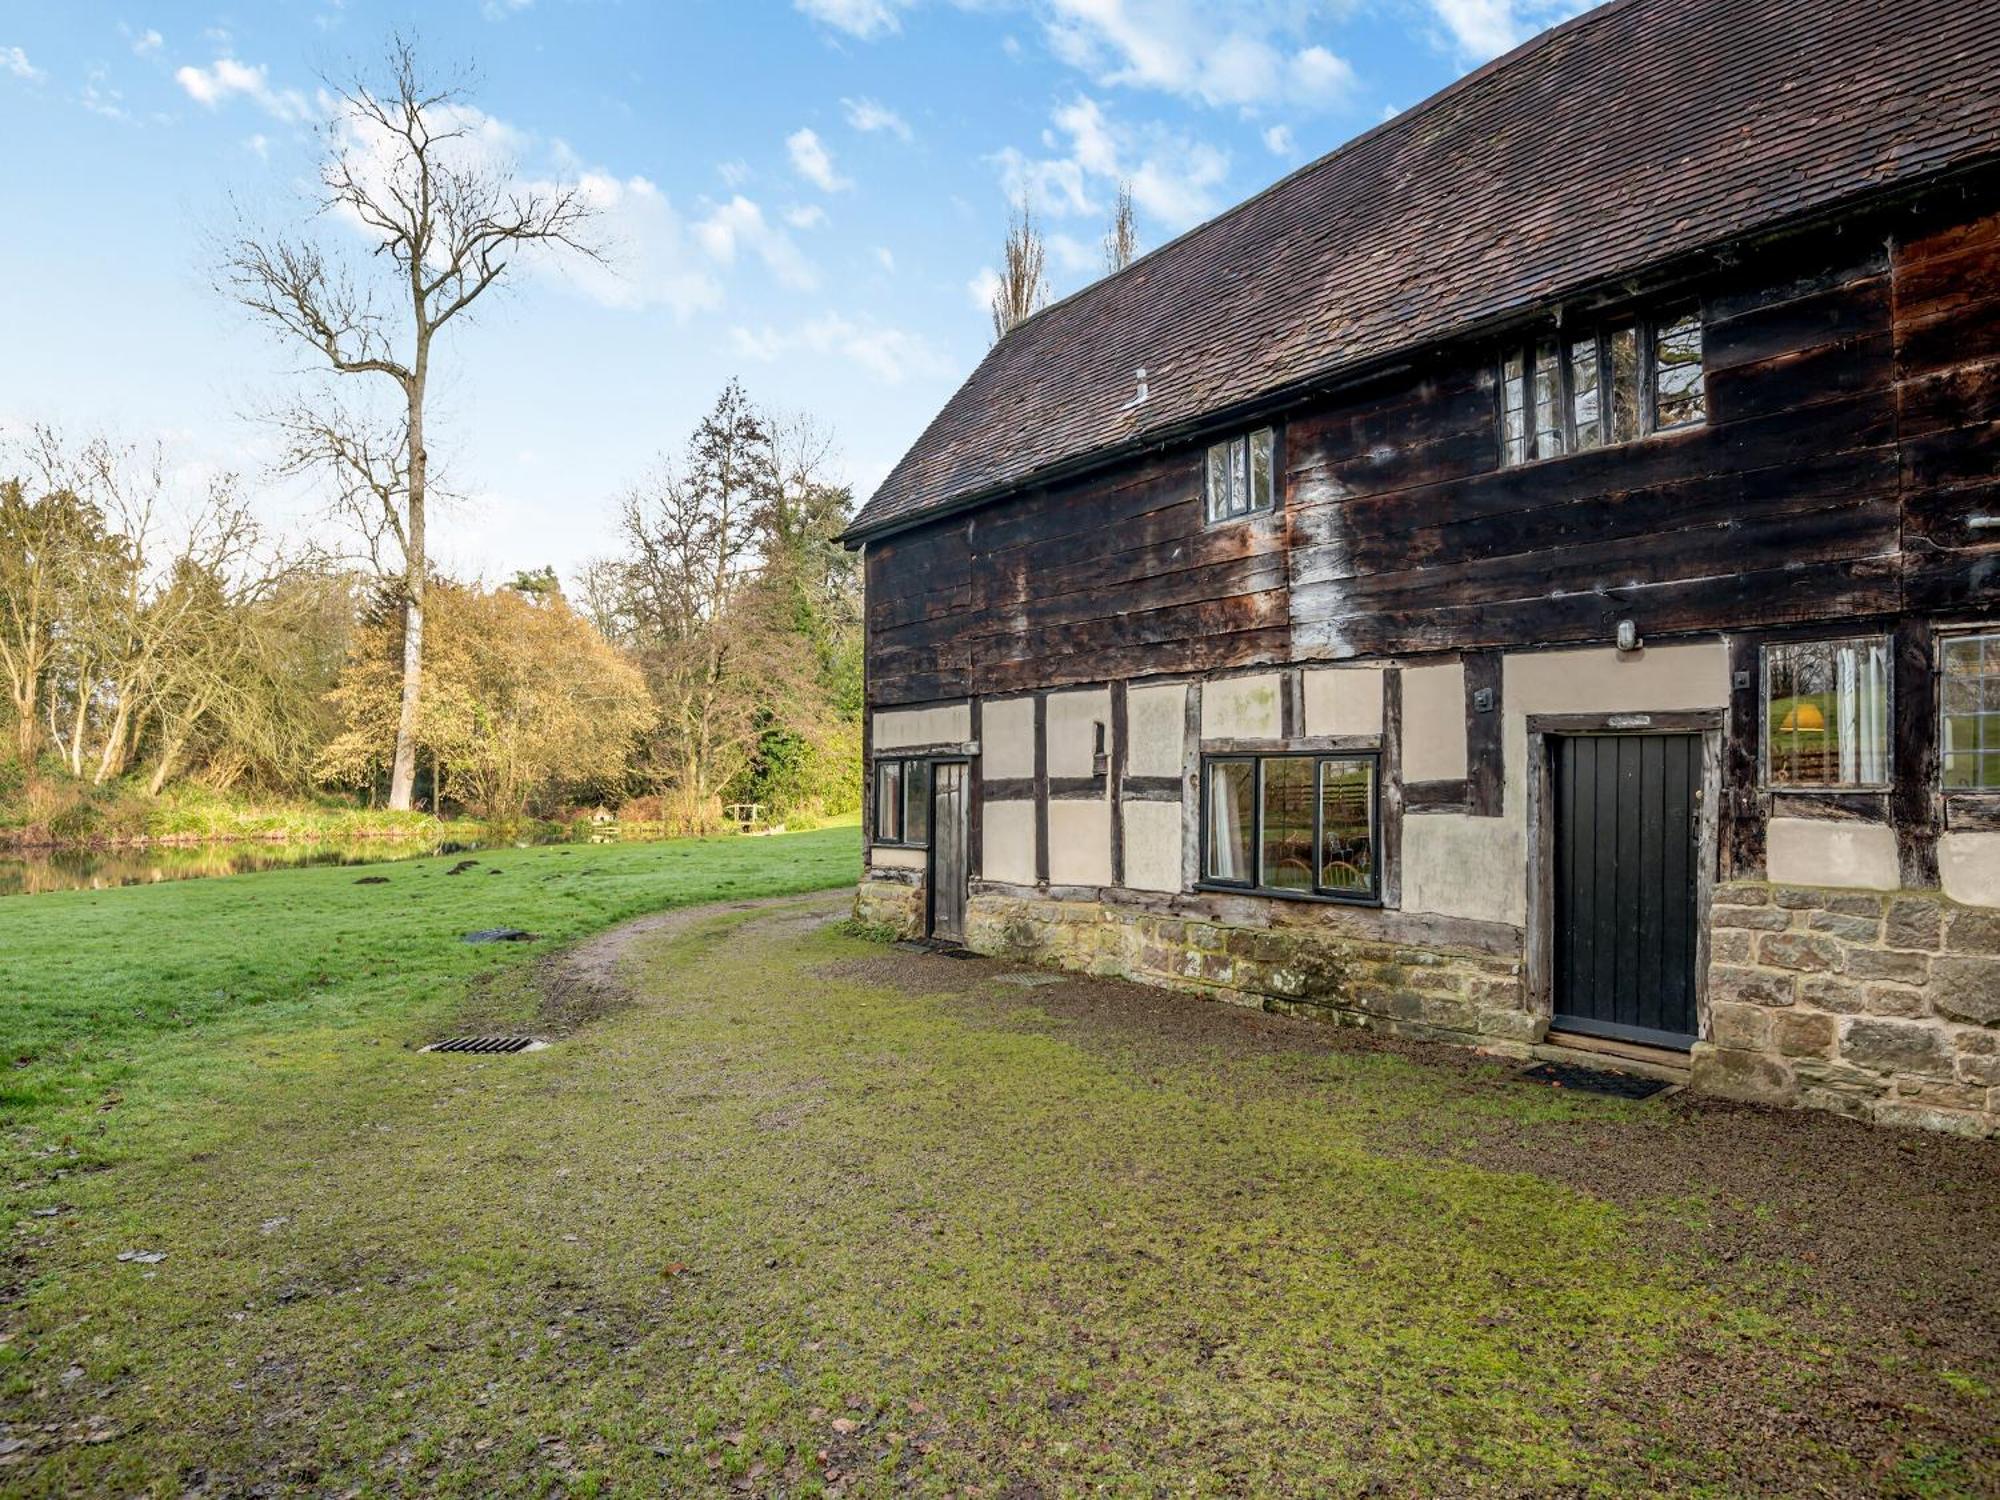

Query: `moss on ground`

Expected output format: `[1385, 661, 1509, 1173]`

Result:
[5, 886, 1994, 1495]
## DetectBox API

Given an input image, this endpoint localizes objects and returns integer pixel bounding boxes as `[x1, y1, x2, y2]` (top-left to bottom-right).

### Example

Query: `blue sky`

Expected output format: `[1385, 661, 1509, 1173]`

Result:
[0, 0, 1579, 582]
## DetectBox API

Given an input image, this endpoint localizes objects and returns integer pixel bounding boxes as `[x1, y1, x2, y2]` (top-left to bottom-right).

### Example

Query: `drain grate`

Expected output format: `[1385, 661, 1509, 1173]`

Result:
[1518, 1061, 1672, 1099]
[422, 1036, 548, 1055]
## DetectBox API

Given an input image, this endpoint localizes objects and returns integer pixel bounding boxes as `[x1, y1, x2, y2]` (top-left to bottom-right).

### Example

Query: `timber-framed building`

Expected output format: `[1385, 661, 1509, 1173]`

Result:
[845, 0, 2000, 1136]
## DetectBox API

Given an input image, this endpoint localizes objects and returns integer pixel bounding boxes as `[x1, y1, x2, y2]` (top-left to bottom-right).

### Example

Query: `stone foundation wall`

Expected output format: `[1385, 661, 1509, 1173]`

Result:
[960, 883, 1535, 1050]
[854, 872, 924, 936]
[1696, 881, 2000, 1138]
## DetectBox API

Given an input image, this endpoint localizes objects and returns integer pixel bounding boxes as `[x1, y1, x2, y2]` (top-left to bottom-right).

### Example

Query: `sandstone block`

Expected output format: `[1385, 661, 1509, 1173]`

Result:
[1871, 1102, 1991, 1139]
[1757, 933, 1843, 972]
[1716, 882, 1770, 906]
[1709, 1000, 1772, 1051]
[1796, 974, 1865, 1014]
[1885, 899, 1943, 951]
[1771, 1009, 1837, 1058]
[1710, 965, 1795, 1007]
[1713, 905, 1792, 931]
[1842, 948, 1931, 985]
[1931, 956, 2000, 1026]
[1807, 911, 1882, 944]
[1709, 929, 1756, 964]
[1863, 984, 1928, 1019]
[1944, 909, 2000, 956]
[1691, 1045, 1797, 1106]
[1840, 1018, 1954, 1078]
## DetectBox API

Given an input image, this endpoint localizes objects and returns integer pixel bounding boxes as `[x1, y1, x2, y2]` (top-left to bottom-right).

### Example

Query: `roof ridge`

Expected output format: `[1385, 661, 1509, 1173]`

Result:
[990, 0, 1642, 348]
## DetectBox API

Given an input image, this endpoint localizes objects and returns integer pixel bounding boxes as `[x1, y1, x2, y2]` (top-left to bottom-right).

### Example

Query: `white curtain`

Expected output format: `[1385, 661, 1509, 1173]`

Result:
[1836, 640, 1890, 785]
[1208, 765, 1248, 880]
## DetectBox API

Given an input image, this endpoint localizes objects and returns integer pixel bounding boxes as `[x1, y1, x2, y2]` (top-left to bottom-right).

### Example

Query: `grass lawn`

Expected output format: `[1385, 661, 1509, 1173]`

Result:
[4, 856, 1998, 1494]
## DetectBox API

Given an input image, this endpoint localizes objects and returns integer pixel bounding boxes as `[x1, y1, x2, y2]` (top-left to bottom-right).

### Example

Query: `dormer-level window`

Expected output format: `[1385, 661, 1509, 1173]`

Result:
[1499, 309, 1704, 466]
[1205, 427, 1276, 523]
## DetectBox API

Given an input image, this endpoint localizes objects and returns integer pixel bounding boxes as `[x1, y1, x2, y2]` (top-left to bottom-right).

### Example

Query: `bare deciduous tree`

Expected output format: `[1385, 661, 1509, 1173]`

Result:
[1103, 179, 1139, 273]
[990, 199, 1050, 341]
[224, 35, 598, 811]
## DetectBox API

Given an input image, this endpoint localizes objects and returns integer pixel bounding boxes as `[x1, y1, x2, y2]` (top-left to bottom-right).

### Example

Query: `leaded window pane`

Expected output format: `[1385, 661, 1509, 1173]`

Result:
[1608, 325, 1642, 443]
[1533, 340, 1566, 459]
[1248, 428, 1274, 512]
[1943, 633, 2000, 789]
[1653, 311, 1705, 429]
[1568, 334, 1602, 450]
[1501, 349, 1529, 466]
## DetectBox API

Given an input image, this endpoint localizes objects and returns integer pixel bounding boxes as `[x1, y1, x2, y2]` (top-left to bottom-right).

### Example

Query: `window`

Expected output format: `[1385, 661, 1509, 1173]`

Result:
[872, 757, 932, 844]
[1204, 427, 1276, 523]
[1201, 753, 1379, 902]
[1943, 634, 2000, 789]
[1498, 308, 1704, 466]
[1764, 638, 1891, 788]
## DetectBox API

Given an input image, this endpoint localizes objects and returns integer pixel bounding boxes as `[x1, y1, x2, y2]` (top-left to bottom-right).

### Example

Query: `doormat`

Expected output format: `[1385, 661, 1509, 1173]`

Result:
[1518, 1061, 1672, 1100]
[894, 940, 979, 959]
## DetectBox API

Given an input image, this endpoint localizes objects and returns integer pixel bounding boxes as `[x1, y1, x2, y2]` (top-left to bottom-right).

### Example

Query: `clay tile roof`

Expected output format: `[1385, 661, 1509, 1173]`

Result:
[846, 0, 2000, 542]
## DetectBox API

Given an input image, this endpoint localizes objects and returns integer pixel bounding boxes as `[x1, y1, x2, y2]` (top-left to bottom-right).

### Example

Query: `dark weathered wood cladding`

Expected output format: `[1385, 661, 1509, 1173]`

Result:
[869, 197, 2000, 714]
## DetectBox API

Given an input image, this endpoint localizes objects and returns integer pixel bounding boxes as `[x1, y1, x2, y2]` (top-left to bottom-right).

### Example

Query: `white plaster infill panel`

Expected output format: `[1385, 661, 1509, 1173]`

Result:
[1302, 666, 1384, 738]
[1048, 799, 1112, 887]
[1402, 813, 1527, 926]
[1122, 801, 1182, 892]
[982, 697, 1036, 780]
[870, 846, 926, 872]
[983, 799, 1037, 885]
[1941, 831, 2000, 907]
[1201, 673, 1282, 740]
[1126, 683, 1188, 778]
[1047, 688, 1112, 780]
[1402, 663, 1467, 781]
[874, 701, 971, 750]
[1767, 818, 1900, 891]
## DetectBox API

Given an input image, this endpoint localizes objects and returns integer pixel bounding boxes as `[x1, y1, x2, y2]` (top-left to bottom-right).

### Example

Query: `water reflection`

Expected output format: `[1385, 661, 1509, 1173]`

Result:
[0, 828, 637, 897]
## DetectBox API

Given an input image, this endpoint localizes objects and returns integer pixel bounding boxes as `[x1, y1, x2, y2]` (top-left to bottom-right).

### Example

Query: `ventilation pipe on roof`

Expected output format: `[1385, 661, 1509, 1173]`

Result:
[1119, 368, 1149, 413]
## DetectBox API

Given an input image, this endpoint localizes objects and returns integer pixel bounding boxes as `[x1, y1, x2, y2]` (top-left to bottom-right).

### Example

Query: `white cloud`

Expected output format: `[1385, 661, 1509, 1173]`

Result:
[481, 0, 535, 17]
[1039, 0, 1356, 112]
[841, 95, 913, 141]
[81, 68, 129, 120]
[794, 0, 915, 38]
[1, 46, 44, 83]
[1046, 231, 1098, 275]
[130, 28, 165, 56]
[246, 133, 271, 159]
[966, 266, 1002, 315]
[994, 95, 1228, 231]
[786, 127, 851, 192]
[1426, 0, 1590, 62]
[728, 313, 947, 385]
[873, 245, 896, 271]
[1262, 123, 1294, 157]
[785, 203, 828, 229]
[717, 158, 753, 188]
[695, 195, 820, 290]
[174, 56, 312, 122]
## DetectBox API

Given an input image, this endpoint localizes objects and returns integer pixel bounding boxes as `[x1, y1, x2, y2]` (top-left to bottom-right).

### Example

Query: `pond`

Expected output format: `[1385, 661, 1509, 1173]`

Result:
[0, 829, 632, 897]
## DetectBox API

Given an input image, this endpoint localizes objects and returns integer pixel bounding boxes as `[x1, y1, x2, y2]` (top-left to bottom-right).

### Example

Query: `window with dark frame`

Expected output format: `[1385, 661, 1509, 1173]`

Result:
[1201, 753, 1379, 902]
[1942, 633, 2000, 790]
[872, 757, 932, 845]
[1204, 427, 1276, 523]
[1499, 309, 1704, 467]
[1763, 637, 1892, 789]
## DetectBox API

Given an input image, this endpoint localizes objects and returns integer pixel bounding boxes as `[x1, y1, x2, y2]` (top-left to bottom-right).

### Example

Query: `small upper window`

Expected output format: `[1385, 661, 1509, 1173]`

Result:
[872, 757, 931, 845]
[1204, 427, 1276, 523]
[1943, 634, 2000, 789]
[1764, 637, 1891, 789]
[1499, 309, 1704, 466]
